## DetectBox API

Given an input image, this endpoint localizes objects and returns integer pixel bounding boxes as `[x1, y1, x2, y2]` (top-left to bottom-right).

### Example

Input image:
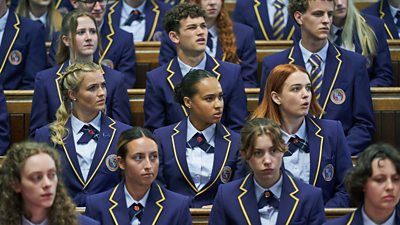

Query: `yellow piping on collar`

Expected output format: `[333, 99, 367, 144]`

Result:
[379, 0, 395, 39]
[99, 1, 117, 65]
[285, 175, 300, 225]
[152, 184, 166, 225]
[147, 0, 160, 41]
[108, 184, 120, 225]
[309, 118, 324, 186]
[254, 0, 270, 40]
[238, 174, 252, 225]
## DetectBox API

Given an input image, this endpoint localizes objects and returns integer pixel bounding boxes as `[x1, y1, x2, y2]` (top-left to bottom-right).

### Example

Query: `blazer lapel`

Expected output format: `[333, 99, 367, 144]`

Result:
[55, 62, 69, 105]
[205, 54, 221, 81]
[237, 174, 262, 225]
[98, 18, 115, 65]
[276, 173, 300, 225]
[0, 12, 20, 74]
[171, 120, 197, 192]
[288, 43, 306, 67]
[109, 1, 122, 27]
[379, 0, 398, 39]
[166, 58, 188, 116]
[283, 16, 296, 40]
[253, 0, 273, 40]
[144, 0, 160, 41]
[141, 183, 166, 224]
[108, 182, 131, 225]
[306, 117, 324, 186]
[346, 208, 363, 225]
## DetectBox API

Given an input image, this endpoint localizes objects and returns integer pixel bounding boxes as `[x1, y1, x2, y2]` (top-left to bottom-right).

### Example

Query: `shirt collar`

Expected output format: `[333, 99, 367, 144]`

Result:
[208, 25, 217, 37]
[362, 206, 396, 225]
[124, 183, 150, 208]
[122, 0, 147, 17]
[71, 112, 102, 135]
[177, 54, 207, 77]
[29, 11, 47, 25]
[0, 9, 9, 32]
[281, 118, 307, 143]
[389, 3, 400, 18]
[254, 173, 283, 201]
[299, 39, 329, 64]
[22, 216, 49, 225]
[331, 24, 342, 34]
[186, 117, 216, 143]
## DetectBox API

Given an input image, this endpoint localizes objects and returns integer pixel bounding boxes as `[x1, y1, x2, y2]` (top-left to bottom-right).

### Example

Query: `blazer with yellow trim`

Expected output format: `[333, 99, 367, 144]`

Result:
[154, 119, 245, 208]
[0, 9, 47, 90]
[325, 207, 400, 224]
[85, 180, 192, 225]
[158, 0, 185, 6]
[232, 0, 300, 41]
[209, 172, 326, 225]
[107, 0, 172, 41]
[0, 86, 10, 155]
[292, 117, 352, 207]
[363, 0, 400, 40]
[29, 61, 132, 137]
[144, 54, 248, 133]
[34, 113, 131, 206]
[260, 42, 375, 155]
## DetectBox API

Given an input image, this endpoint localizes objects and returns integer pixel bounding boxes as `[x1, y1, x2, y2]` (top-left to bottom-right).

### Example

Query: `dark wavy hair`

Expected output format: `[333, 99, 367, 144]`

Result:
[0, 141, 78, 225]
[163, 2, 206, 33]
[345, 143, 400, 206]
[117, 127, 158, 160]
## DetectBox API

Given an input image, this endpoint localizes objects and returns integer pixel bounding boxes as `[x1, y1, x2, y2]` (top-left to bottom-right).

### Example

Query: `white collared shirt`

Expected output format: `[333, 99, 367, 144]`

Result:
[29, 11, 47, 26]
[254, 174, 283, 225]
[0, 9, 9, 49]
[206, 26, 218, 57]
[266, 0, 289, 28]
[71, 112, 101, 182]
[186, 118, 216, 190]
[299, 40, 329, 78]
[281, 119, 310, 183]
[389, 3, 400, 37]
[177, 54, 207, 77]
[124, 184, 150, 225]
[120, 0, 146, 42]
[362, 206, 396, 225]
[22, 216, 49, 225]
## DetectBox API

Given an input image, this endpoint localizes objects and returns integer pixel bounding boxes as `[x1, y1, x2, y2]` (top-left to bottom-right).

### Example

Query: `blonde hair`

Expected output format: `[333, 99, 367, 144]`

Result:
[50, 62, 101, 145]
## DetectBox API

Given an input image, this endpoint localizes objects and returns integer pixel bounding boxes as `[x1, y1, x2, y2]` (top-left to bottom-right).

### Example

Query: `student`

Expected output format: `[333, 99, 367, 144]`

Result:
[0, 141, 99, 225]
[85, 127, 192, 225]
[208, 118, 326, 225]
[30, 10, 131, 137]
[48, 0, 137, 87]
[154, 69, 244, 208]
[16, 0, 62, 41]
[326, 143, 400, 224]
[363, 0, 400, 40]
[252, 64, 352, 207]
[34, 62, 131, 207]
[107, 0, 172, 42]
[331, 0, 393, 87]
[145, 2, 247, 132]
[232, 0, 301, 41]
[0, 0, 47, 90]
[0, 85, 9, 155]
[260, 0, 375, 155]
[159, 0, 258, 88]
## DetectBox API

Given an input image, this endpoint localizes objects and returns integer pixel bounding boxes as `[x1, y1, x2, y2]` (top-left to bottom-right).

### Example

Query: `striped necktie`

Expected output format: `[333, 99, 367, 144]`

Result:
[272, 0, 285, 40]
[309, 54, 323, 100]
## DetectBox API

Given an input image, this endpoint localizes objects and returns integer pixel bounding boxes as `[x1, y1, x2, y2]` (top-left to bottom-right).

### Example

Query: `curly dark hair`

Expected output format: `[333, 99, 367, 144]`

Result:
[0, 141, 79, 225]
[345, 143, 400, 207]
[163, 2, 206, 33]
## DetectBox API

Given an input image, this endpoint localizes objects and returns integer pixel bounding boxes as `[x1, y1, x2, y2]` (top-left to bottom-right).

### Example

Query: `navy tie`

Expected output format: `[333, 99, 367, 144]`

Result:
[335, 29, 343, 46]
[77, 124, 99, 144]
[258, 190, 280, 210]
[207, 32, 213, 52]
[128, 203, 144, 221]
[284, 135, 309, 157]
[186, 132, 215, 153]
[124, 10, 143, 26]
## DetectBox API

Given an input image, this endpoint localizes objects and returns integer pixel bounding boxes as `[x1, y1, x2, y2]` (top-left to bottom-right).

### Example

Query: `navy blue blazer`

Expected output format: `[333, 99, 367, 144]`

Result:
[158, 0, 184, 6]
[363, 0, 400, 40]
[78, 214, 100, 225]
[48, 29, 137, 88]
[232, 0, 301, 41]
[34, 113, 131, 207]
[85, 181, 192, 225]
[351, 14, 393, 87]
[144, 54, 248, 132]
[159, 22, 258, 88]
[106, 0, 171, 41]
[0, 10, 47, 90]
[325, 207, 400, 224]
[209, 172, 326, 225]
[0, 86, 10, 155]
[294, 117, 352, 207]
[260, 42, 375, 155]
[29, 62, 132, 137]
[154, 119, 245, 208]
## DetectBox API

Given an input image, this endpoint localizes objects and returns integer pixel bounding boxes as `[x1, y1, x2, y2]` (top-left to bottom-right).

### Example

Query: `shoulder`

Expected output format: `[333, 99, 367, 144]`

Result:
[324, 212, 354, 225]
[154, 122, 180, 136]
[161, 185, 191, 204]
[263, 48, 291, 65]
[235, 0, 252, 8]
[310, 117, 341, 128]
[286, 173, 322, 197]
[86, 188, 114, 204]
[361, 13, 385, 29]
[113, 28, 134, 43]
[233, 22, 254, 33]
[147, 64, 170, 78]
[77, 214, 100, 225]
[336, 46, 366, 63]
[36, 66, 61, 79]
[149, 0, 172, 11]
[218, 60, 241, 72]
[102, 66, 124, 79]
[362, 1, 381, 14]
[110, 119, 132, 131]
[17, 14, 43, 31]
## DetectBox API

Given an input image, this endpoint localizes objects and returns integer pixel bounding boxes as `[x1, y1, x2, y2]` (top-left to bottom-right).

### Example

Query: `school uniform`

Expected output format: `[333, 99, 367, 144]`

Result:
[208, 172, 326, 225]
[325, 207, 400, 224]
[159, 22, 258, 88]
[260, 41, 375, 155]
[106, 0, 171, 41]
[144, 54, 248, 132]
[34, 112, 131, 207]
[78, 215, 100, 225]
[363, 0, 400, 40]
[158, 0, 184, 6]
[21, 214, 99, 225]
[85, 181, 192, 225]
[0, 86, 10, 155]
[48, 28, 137, 88]
[232, 0, 301, 41]
[154, 119, 244, 208]
[29, 62, 132, 137]
[0, 9, 47, 90]
[283, 117, 352, 207]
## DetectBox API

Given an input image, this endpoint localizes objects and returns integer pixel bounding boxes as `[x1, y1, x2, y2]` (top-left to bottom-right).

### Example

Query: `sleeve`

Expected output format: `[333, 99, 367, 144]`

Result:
[109, 73, 132, 125]
[208, 185, 228, 225]
[177, 196, 193, 225]
[237, 26, 258, 88]
[325, 121, 352, 208]
[154, 129, 167, 187]
[84, 196, 101, 223]
[308, 188, 327, 225]
[115, 33, 137, 89]
[0, 86, 10, 155]
[29, 73, 49, 137]
[143, 72, 166, 131]
[159, 32, 177, 66]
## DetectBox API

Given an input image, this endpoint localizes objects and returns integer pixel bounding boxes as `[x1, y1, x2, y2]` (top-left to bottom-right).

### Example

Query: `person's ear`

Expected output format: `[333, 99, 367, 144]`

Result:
[117, 156, 125, 170]
[169, 31, 180, 45]
[70, 0, 79, 9]
[271, 91, 281, 105]
[293, 11, 303, 25]
[68, 90, 77, 102]
[62, 35, 70, 47]
[12, 182, 21, 193]
[183, 96, 192, 109]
